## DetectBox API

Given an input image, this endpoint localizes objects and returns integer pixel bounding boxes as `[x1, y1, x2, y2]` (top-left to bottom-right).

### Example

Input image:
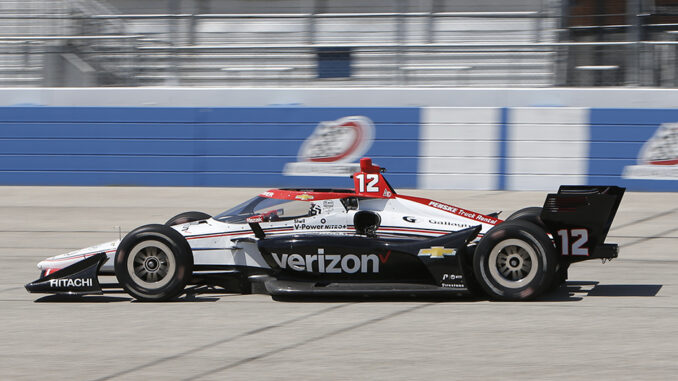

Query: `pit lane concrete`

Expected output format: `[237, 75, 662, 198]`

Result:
[0, 186, 676, 381]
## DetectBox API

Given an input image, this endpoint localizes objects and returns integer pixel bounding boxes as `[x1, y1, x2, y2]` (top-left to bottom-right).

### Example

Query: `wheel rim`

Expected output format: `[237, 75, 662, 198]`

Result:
[126, 240, 176, 289]
[487, 238, 539, 289]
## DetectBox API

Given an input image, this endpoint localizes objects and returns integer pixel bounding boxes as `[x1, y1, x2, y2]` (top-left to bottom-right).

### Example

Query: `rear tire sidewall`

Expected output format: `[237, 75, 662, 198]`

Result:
[505, 206, 545, 228]
[474, 220, 557, 301]
[115, 224, 193, 301]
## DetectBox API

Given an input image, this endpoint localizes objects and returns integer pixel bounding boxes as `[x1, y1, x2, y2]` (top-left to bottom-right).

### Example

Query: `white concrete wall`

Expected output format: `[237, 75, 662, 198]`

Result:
[3, 87, 678, 108]
[419, 107, 500, 190]
[506, 107, 589, 190]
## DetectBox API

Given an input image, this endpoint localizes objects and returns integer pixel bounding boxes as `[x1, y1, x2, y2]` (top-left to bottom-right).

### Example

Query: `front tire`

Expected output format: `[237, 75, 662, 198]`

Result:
[165, 211, 211, 226]
[115, 224, 193, 301]
[473, 220, 557, 301]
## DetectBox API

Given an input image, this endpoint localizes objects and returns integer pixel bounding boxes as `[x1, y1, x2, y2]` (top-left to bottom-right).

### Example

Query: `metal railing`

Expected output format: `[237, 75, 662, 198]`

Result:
[4, 37, 678, 87]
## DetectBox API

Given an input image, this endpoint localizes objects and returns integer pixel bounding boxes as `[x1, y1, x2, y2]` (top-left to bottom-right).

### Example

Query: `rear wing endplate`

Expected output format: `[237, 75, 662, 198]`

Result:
[541, 186, 625, 259]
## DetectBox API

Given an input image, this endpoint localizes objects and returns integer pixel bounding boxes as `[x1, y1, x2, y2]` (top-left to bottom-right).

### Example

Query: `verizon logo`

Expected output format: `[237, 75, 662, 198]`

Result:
[271, 249, 382, 273]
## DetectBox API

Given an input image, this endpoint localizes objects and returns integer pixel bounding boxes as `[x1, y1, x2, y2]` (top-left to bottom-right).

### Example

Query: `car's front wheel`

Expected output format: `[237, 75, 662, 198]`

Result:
[165, 211, 211, 226]
[473, 220, 557, 301]
[115, 224, 193, 301]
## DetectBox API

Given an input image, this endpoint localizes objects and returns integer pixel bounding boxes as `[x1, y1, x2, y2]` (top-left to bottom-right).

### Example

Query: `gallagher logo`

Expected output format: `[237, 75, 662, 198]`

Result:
[284, 116, 375, 177]
[623, 122, 678, 180]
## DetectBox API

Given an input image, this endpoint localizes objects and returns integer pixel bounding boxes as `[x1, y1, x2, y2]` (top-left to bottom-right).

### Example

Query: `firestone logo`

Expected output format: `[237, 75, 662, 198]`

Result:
[623, 122, 678, 180]
[283, 116, 375, 177]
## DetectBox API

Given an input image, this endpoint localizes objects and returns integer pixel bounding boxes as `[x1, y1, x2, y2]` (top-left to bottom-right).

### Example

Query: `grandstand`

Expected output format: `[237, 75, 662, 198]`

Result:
[0, 0, 677, 87]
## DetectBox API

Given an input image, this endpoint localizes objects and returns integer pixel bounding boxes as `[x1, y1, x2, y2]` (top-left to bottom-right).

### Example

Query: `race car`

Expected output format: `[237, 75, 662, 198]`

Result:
[26, 157, 625, 302]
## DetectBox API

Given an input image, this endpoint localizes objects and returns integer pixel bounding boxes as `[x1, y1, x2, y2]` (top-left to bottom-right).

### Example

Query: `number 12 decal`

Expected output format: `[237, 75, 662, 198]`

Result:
[557, 229, 589, 256]
[356, 173, 379, 193]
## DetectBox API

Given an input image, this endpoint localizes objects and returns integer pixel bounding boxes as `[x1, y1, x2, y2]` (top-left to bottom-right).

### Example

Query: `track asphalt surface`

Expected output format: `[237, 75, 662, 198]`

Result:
[0, 187, 676, 380]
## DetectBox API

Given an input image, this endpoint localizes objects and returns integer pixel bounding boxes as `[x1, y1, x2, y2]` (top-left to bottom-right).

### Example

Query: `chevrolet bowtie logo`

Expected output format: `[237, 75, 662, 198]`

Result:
[418, 246, 456, 258]
[295, 193, 314, 201]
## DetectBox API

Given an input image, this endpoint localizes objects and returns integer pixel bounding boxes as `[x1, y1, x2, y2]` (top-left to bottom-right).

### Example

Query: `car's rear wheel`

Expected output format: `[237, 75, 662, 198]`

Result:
[505, 206, 544, 228]
[115, 224, 193, 302]
[473, 220, 557, 301]
[165, 211, 211, 226]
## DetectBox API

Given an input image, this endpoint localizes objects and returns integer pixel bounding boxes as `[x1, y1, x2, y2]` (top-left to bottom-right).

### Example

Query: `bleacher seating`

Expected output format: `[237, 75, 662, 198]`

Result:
[0, 0, 559, 87]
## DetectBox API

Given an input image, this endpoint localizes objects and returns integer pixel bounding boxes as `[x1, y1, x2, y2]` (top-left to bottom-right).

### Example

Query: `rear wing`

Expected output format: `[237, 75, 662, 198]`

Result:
[540, 186, 625, 260]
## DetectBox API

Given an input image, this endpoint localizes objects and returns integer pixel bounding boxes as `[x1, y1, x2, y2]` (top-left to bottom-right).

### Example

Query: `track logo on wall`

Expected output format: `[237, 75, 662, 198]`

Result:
[284, 116, 375, 176]
[623, 122, 678, 180]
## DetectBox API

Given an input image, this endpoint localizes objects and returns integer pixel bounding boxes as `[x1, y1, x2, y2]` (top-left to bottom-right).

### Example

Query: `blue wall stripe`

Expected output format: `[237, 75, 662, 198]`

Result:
[0, 139, 416, 156]
[0, 106, 420, 188]
[588, 108, 678, 191]
[497, 107, 509, 191]
[0, 122, 419, 139]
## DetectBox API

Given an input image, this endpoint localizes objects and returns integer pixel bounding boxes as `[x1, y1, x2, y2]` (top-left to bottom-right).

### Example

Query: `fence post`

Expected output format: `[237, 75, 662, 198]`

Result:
[534, 0, 544, 43]
[130, 36, 139, 86]
[396, 0, 407, 85]
[625, 0, 641, 86]
[427, 0, 439, 44]
[308, 0, 319, 45]
[555, 0, 570, 86]
[167, 0, 180, 85]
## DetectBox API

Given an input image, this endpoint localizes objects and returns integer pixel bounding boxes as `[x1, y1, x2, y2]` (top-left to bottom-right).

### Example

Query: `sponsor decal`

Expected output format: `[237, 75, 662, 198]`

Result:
[260, 191, 275, 198]
[49, 278, 93, 288]
[378, 250, 391, 264]
[442, 274, 463, 281]
[294, 223, 347, 230]
[271, 248, 380, 273]
[623, 122, 678, 180]
[283, 116, 375, 177]
[428, 219, 469, 228]
[441, 274, 464, 288]
[428, 201, 497, 224]
[295, 193, 315, 201]
[247, 216, 264, 223]
[402, 216, 417, 223]
[428, 201, 458, 213]
[418, 246, 456, 259]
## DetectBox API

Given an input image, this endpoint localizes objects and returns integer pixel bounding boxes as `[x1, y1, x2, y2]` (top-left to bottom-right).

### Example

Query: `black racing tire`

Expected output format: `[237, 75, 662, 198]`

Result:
[114, 224, 193, 302]
[473, 220, 558, 301]
[505, 206, 545, 228]
[165, 211, 211, 226]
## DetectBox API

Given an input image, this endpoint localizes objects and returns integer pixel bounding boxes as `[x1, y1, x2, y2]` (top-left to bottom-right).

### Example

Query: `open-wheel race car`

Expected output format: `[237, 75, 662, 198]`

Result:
[26, 158, 625, 302]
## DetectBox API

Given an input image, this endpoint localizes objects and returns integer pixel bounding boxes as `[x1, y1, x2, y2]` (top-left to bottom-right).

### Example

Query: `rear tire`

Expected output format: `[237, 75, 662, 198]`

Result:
[115, 224, 193, 302]
[473, 220, 557, 301]
[165, 211, 211, 226]
[505, 207, 544, 228]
